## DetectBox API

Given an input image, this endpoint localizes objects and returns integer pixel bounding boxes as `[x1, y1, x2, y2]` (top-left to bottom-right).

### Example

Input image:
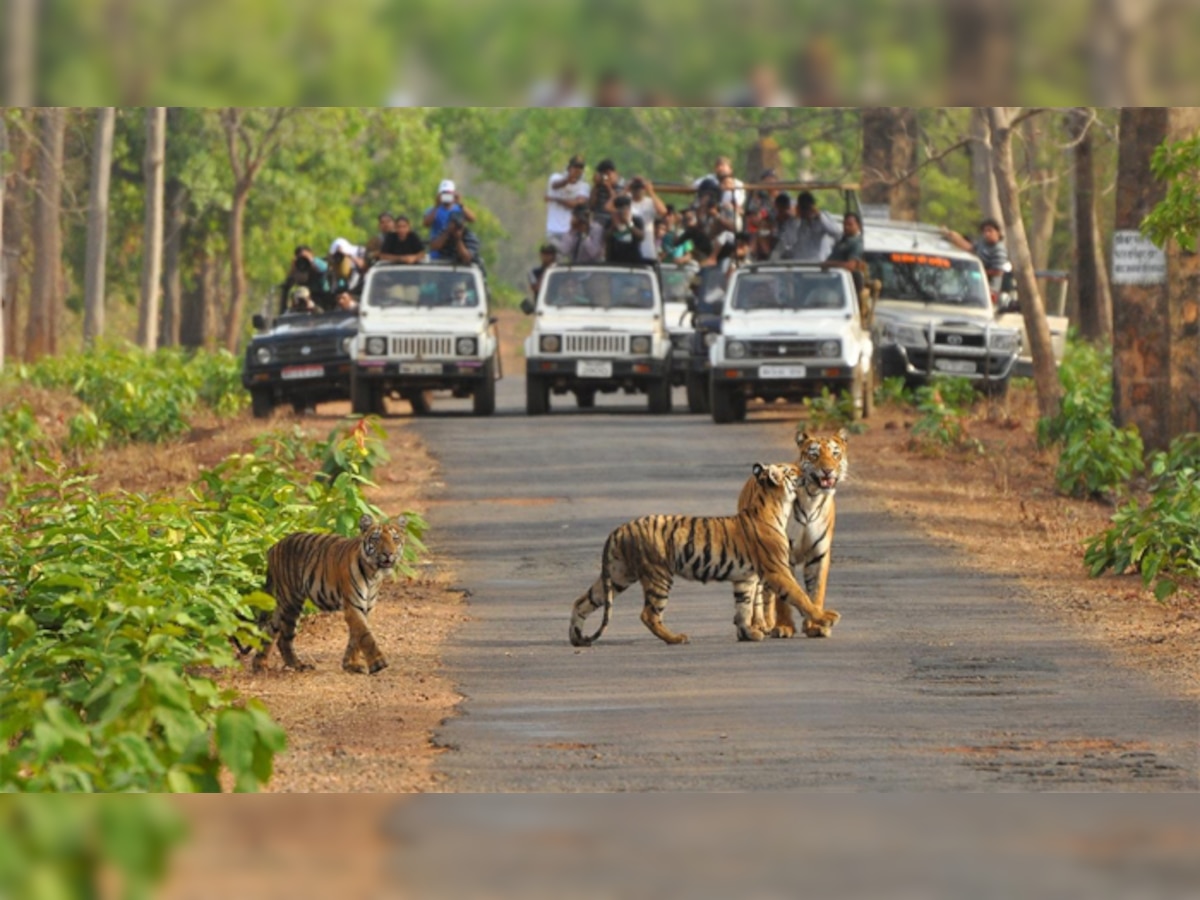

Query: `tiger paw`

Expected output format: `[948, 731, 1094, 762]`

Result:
[770, 624, 796, 639]
[737, 626, 766, 642]
[343, 661, 368, 674]
[803, 611, 839, 638]
[368, 658, 389, 675]
[288, 661, 316, 672]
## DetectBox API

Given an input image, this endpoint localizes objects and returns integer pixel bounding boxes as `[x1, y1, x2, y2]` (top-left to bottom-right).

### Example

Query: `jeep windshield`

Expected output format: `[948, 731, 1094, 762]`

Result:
[866, 251, 990, 308]
[268, 311, 356, 332]
[544, 269, 655, 310]
[365, 267, 480, 309]
[730, 271, 849, 312]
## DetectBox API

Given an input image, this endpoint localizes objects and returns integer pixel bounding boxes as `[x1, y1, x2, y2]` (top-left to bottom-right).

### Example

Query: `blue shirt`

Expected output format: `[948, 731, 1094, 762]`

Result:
[425, 204, 465, 258]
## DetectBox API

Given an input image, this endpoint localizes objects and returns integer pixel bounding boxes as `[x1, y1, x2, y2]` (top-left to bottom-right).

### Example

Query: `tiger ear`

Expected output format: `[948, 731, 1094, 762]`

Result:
[795, 430, 811, 448]
[752, 462, 767, 483]
[837, 428, 849, 442]
[358, 514, 374, 533]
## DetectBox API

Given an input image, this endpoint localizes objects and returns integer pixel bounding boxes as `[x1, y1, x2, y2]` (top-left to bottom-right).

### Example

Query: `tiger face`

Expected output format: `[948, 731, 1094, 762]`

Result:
[795, 429, 848, 493]
[751, 461, 803, 497]
[359, 514, 406, 570]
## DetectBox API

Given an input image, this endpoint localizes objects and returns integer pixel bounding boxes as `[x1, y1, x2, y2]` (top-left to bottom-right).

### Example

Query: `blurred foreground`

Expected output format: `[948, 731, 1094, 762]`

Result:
[6, 795, 1197, 898]
[5, 0, 1200, 104]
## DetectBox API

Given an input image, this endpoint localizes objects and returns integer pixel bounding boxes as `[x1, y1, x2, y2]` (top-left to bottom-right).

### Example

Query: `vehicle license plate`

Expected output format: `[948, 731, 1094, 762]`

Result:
[759, 364, 807, 379]
[577, 360, 613, 378]
[281, 365, 324, 380]
[400, 362, 443, 375]
[934, 359, 976, 374]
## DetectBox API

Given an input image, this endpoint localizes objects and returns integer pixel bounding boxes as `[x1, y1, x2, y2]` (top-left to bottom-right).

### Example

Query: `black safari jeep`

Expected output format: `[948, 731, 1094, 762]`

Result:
[241, 309, 359, 418]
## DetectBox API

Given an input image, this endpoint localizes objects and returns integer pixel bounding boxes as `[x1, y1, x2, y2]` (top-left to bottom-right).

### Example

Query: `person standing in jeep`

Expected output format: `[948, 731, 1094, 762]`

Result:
[605, 195, 647, 263]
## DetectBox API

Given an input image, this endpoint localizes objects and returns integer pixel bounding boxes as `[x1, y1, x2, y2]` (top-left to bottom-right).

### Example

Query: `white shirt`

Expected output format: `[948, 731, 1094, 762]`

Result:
[629, 196, 658, 261]
[545, 173, 591, 236]
[692, 174, 746, 230]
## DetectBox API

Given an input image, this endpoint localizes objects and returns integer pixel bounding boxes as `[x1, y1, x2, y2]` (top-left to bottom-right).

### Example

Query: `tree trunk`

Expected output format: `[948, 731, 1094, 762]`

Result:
[223, 185, 249, 351]
[0, 115, 7, 371]
[988, 107, 1061, 421]
[83, 107, 116, 345]
[26, 107, 65, 362]
[968, 107, 1002, 223]
[137, 107, 166, 350]
[1112, 107, 1200, 452]
[2, 118, 24, 363]
[1066, 108, 1113, 343]
[1020, 116, 1061, 274]
[161, 178, 185, 347]
[4, 0, 36, 106]
[861, 108, 919, 220]
[179, 243, 208, 350]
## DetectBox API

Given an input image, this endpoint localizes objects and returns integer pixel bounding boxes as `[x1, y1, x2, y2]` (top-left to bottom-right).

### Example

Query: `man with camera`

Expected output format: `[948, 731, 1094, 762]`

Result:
[555, 206, 605, 264]
[428, 211, 483, 269]
[424, 179, 477, 257]
[604, 195, 647, 264]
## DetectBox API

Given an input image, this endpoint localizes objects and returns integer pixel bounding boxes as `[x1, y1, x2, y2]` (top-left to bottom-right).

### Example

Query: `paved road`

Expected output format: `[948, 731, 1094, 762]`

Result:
[409, 378, 1198, 791]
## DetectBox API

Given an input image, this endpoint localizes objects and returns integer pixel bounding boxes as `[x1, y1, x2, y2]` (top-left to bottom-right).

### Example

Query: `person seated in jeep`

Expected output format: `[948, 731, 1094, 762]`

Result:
[446, 278, 478, 307]
[553, 273, 592, 307]
[428, 211, 483, 270]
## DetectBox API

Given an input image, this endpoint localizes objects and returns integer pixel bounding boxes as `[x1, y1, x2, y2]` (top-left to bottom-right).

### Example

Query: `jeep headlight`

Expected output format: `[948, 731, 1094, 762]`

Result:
[630, 335, 652, 354]
[456, 336, 478, 356]
[254, 346, 272, 365]
[819, 340, 841, 358]
[882, 323, 928, 347]
[340, 337, 353, 355]
[726, 340, 747, 359]
[989, 330, 1021, 352]
[704, 332, 719, 347]
[539, 334, 561, 353]
[365, 336, 387, 355]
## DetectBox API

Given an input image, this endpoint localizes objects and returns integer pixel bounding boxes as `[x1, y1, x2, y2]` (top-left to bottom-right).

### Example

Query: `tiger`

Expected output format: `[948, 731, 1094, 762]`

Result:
[747, 429, 848, 640]
[251, 514, 406, 675]
[568, 462, 841, 647]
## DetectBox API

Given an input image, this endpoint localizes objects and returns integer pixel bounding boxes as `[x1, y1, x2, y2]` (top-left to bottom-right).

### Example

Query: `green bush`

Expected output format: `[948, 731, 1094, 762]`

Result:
[17, 345, 247, 452]
[0, 401, 52, 470]
[1037, 340, 1143, 498]
[0, 796, 185, 899]
[874, 376, 913, 407]
[797, 387, 861, 434]
[1084, 433, 1200, 600]
[909, 379, 981, 452]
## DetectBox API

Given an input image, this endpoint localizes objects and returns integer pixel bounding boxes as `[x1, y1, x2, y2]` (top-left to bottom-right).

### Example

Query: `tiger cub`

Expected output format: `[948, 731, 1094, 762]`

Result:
[252, 514, 406, 674]
[748, 429, 848, 639]
[569, 462, 841, 647]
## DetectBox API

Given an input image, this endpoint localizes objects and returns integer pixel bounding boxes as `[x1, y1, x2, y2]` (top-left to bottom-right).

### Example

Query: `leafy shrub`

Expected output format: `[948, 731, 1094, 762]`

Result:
[0, 402, 52, 470]
[875, 376, 913, 407]
[1036, 340, 1143, 498]
[909, 380, 981, 453]
[797, 387, 861, 433]
[0, 796, 185, 897]
[19, 345, 246, 451]
[1084, 434, 1200, 600]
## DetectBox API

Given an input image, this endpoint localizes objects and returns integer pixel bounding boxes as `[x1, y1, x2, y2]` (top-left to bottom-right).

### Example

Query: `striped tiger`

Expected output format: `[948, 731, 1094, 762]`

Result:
[568, 462, 841, 647]
[748, 429, 848, 640]
[252, 514, 406, 674]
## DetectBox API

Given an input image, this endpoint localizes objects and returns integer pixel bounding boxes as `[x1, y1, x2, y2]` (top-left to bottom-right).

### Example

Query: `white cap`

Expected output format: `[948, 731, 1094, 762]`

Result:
[438, 179, 456, 194]
[329, 237, 360, 257]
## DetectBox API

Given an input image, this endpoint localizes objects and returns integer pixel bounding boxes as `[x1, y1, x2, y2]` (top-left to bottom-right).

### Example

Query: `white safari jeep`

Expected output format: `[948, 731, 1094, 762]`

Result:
[522, 263, 673, 415]
[864, 220, 1022, 393]
[352, 262, 499, 416]
[708, 263, 873, 424]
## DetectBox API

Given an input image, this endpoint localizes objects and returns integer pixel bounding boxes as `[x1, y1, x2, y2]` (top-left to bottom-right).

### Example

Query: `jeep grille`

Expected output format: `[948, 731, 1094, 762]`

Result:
[391, 335, 454, 357]
[273, 338, 343, 363]
[746, 339, 821, 359]
[564, 333, 629, 355]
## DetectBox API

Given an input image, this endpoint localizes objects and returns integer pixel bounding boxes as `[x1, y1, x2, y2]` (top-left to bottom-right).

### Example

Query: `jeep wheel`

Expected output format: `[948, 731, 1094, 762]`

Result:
[647, 376, 672, 415]
[526, 375, 550, 416]
[711, 380, 737, 424]
[250, 388, 274, 420]
[473, 358, 497, 416]
[407, 391, 432, 416]
[685, 372, 710, 414]
[574, 388, 596, 409]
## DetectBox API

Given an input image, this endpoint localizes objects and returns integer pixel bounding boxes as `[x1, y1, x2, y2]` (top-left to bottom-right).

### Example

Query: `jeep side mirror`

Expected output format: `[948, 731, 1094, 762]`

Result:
[488, 315, 498, 325]
[519, 298, 535, 315]
[252, 314, 267, 330]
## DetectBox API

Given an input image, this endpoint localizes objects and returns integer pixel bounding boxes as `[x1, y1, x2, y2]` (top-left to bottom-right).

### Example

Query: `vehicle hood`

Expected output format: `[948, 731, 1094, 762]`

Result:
[873, 299, 996, 329]
[536, 308, 665, 334]
[359, 308, 490, 334]
[722, 309, 855, 339]
[250, 315, 358, 344]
